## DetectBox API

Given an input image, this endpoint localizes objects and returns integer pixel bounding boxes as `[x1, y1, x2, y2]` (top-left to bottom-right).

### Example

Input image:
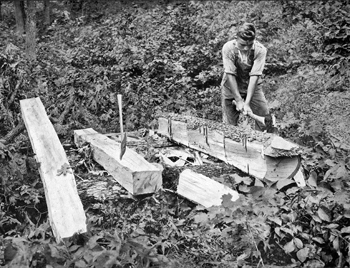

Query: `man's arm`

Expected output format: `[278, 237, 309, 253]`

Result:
[226, 74, 244, 111]
[222, 42, 245, 111]
[244, 75, 259, 114]
[244, 44, 267, 114]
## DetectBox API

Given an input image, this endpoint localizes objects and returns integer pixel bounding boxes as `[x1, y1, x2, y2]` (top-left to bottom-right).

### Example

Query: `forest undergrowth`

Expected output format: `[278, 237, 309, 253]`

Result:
[0, 0, 349, 267]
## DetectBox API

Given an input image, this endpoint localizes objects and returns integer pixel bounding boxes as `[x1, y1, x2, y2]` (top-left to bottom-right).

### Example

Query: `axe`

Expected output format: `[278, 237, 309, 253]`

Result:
[232, 100, 276, 133]
[118, 94, 127, 160]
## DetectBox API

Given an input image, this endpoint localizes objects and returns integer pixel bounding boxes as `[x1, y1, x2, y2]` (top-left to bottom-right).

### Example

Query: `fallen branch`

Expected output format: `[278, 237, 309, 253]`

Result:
[1, 121, 25, 145]
[58, 89, 75, 125]
[8, 79, 21, 106]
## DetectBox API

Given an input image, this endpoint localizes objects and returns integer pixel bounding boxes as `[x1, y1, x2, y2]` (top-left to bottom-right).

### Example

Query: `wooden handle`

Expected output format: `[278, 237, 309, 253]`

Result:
[247, 112, 265, 125]
[117, 94, 123, 136]
[232, 100, 265, 126]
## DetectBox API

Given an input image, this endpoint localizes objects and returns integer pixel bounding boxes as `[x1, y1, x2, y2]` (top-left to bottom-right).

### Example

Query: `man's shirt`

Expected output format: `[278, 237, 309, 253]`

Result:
[221, 40, 267, 98]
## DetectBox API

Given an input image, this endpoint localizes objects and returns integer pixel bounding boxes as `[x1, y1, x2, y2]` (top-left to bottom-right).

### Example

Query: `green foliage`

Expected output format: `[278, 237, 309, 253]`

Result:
[190, 152, 350, 267]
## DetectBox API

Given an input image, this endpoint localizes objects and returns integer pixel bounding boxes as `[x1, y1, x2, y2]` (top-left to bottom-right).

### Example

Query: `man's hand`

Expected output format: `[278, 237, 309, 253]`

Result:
[233, 99, 245, 112]
[243, 103, 252, 115]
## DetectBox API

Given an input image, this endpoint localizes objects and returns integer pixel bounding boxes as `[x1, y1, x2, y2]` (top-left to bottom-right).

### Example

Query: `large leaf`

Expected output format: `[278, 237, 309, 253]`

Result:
[296, 247, 309, 263]
[194, 213, 209, 224]
[341, 226, 350, 234]
[324, 163, 349, 181]
[303, 259, 325, 268]
[324, 223, 339, 229]
[312, 237, 325, 244]
[317, 207, 331, 222]
[307, 195, 321, 205]
[293, 237, 303, 249]
[307, 171, 318, 187]
[231, 174, 253, 185]
[221, 193, 236, 208]
[333, 236, 340, 251]
[268, 216, 282, 226]
[283, 239, 295, 253]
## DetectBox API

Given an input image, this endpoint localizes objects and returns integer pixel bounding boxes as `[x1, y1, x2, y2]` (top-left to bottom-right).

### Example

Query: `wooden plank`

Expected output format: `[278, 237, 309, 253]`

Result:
[178, 169, 239, 208]
[20, 97, 86, 242]
[158, 115, 302, 181]
[171, 120, 189, 146]
[224, 138, 267, 179]
[158, 117, 170, 137]
[74, 128, 162, 195]
[265, 156, 301, 182]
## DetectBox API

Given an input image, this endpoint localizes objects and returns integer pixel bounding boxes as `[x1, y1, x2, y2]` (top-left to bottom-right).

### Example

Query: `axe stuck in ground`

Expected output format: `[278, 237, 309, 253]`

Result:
[118, 94, 127, 159]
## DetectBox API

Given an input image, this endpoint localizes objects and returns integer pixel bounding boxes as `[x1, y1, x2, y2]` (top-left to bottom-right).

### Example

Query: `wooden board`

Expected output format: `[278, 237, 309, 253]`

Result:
[225, 138, 267, 179]
[20, 97, 86, 242]
[265, 156, 301, 182]
[178, 169, 239, 208]
[74, 128, 162, 195]
[158, 115, 301, 181]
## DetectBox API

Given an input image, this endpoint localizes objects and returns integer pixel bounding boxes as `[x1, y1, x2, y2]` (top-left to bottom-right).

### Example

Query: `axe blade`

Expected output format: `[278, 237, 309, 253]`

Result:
[120, 133, 127, 160]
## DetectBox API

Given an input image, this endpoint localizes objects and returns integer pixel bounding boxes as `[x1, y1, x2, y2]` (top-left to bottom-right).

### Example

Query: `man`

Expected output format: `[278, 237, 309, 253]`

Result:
[221, 22, 269, 131]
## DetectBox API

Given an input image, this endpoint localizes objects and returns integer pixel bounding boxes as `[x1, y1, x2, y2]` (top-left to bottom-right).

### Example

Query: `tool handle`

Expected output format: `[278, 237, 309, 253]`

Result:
[117, 94, 124, 135]
[232, 100, 265, 126]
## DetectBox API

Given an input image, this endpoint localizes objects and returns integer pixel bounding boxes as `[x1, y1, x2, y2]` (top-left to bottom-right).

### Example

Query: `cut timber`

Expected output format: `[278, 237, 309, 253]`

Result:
[158, 113, 302, 181]
[20, 97, 86, 242]
[74, 128, 162, 195]
[178, 169, 239, 208]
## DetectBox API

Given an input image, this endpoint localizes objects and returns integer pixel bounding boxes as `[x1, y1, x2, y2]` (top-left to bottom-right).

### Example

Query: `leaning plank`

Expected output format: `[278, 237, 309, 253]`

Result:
[158, 113, 302, 181]
[74, 128, 162, 195]
[178, 169, 239, 208]
[20, 97, 86, 242]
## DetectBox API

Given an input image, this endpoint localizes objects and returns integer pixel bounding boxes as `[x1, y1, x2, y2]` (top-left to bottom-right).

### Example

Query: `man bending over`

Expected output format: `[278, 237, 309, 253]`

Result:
[221, 22, 269, 131]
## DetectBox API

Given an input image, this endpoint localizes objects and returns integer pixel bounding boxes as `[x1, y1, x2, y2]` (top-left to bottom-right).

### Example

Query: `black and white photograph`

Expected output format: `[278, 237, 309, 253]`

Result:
[0, 0, 349, 267]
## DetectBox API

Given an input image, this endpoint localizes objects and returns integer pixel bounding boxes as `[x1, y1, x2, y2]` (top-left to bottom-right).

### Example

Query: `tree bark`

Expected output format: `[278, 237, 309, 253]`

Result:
[25, 0, 36, 61]
[14, 0, 25, 34]
[43, 0, 50, 25]
[0, 1, 2, 21]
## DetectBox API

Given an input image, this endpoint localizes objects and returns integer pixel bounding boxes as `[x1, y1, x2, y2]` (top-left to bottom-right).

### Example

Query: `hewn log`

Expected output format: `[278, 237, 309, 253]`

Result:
[20, 97, 87, 242]
[178, 169, 239, 208]
[74, 128, 163, 195]
[157, 113, 302, 182]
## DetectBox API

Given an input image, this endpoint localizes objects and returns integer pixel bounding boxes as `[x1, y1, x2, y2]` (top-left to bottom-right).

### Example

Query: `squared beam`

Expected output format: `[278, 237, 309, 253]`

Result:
[74, 128, 162, 195]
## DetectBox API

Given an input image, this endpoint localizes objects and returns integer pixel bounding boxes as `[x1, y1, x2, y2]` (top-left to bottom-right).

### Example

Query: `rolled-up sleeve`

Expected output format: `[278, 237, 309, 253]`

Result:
[249, 46, 267, 76]
[222, 42, 237, 76]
